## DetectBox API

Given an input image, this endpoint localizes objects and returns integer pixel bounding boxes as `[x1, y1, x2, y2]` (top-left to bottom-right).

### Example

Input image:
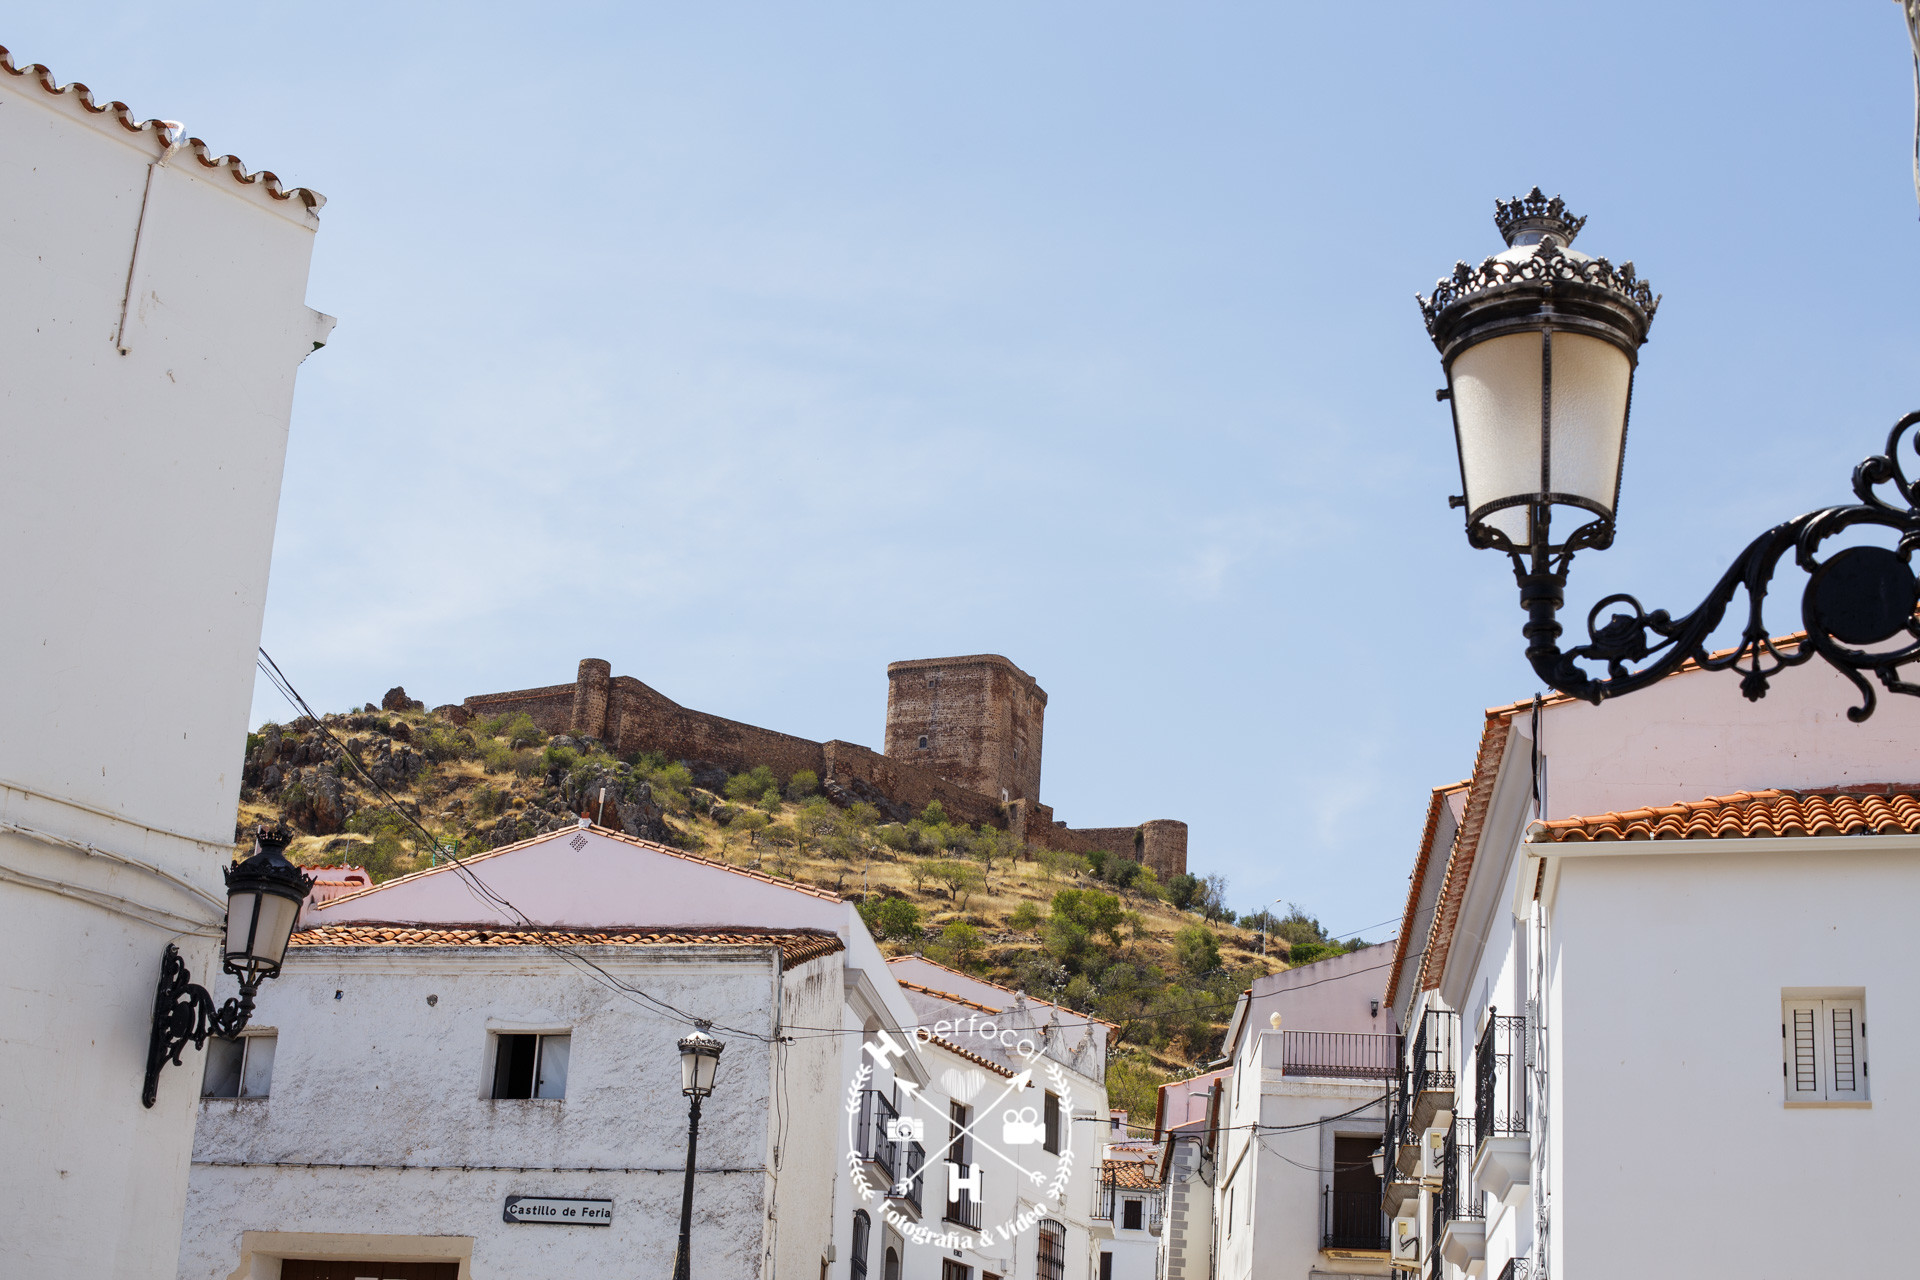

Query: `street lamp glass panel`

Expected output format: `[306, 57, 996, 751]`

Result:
[224, 888, 300, 978]
[680, 1031, 723, 1096]
[1451, 331, 1543, 545]
[1547, 331, 1632, 516]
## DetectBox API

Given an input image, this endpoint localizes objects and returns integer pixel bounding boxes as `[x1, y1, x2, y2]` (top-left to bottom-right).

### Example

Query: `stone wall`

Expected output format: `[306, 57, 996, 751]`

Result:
[461, 657, 1187, 877]
[884, 655, 1045, 805]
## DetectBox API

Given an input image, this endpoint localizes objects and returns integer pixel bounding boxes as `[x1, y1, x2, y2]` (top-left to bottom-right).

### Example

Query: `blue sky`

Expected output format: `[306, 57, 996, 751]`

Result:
[15, 4, 1920, 940]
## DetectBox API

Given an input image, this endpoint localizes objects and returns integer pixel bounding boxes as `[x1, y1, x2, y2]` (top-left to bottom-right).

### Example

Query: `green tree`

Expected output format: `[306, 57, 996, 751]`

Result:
[929, 860, 981, 909]
[859, 896, 922, 941]
[1164, 873, 1200, 910]
[724, 765, 779, 802]
[1009, 900, 1042, 932]
[785, 769, 819, 801]
[932, 922, 985, 971]
[1173, 923, 1222, 976]
[920, 800, 947, 825]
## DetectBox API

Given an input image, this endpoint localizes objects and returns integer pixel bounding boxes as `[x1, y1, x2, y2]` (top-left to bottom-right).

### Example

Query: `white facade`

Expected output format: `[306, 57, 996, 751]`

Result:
[1387, 658, 1920, 1279]
[0, 48, 330, 1280]
[1207, 949, 1397, 1280]
[183, 825, 1115, 1280]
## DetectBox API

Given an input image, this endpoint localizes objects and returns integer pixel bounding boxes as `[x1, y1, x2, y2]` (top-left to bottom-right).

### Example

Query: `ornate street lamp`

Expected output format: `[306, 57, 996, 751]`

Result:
[144, 825, 313, 1106]
[672, 1025, 724, 1280]
[1420, 189, 1920, 720]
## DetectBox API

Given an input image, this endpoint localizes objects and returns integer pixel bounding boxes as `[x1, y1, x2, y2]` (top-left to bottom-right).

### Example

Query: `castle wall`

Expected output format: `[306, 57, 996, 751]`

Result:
[884, 655, 1045, 805]
[461, 659, 1183, 877]
[821, 741, 1004, 829]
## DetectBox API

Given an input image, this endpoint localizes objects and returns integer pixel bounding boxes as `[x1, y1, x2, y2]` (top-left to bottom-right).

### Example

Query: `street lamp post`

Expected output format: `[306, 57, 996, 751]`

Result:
[1419, 189, 1920, 721]
[672, 1025, 724, 1280]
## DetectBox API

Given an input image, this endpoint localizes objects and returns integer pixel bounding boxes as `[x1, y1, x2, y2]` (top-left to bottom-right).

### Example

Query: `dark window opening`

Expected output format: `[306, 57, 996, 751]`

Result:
[1123, 1198, 1143, 1230]
[1043, 1089, 1061, 1154]
[851, 1210, 870, 1280]
[1037, 1220, 1066, 1280]
[1099, 1252, 1113, 1280]
[918, 735, 929, 749]
[492, 1032, 569, 1099]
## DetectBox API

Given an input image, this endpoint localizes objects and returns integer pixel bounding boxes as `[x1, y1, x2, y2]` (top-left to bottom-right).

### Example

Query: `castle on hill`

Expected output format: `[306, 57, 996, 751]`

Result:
[461, 654, 1188, 879]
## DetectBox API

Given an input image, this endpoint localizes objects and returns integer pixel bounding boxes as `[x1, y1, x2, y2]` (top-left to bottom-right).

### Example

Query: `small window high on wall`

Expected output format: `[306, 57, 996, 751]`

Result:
[1784, 990, 1869, 1106]
[202, 1032, 276, 1098]
[493, 1032, 570, 1099]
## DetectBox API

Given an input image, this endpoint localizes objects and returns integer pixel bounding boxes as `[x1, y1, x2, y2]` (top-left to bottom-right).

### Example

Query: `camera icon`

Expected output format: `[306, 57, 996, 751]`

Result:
[885, 1117, 925, 1143]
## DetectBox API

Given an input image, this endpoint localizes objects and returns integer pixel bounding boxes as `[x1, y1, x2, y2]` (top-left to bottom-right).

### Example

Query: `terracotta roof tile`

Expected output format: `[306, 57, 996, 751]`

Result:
[1383, 781, 1467, 1012]
[1101, 1158, 1159, 1191]
[922, 1033, 1018, 1078]
[1417, 714, 1511, 996]
[1, 46, 324, 210]
[313, 822, 843, 912]
[292, 923, 844, 967]
[1535, 787, 1920, 843]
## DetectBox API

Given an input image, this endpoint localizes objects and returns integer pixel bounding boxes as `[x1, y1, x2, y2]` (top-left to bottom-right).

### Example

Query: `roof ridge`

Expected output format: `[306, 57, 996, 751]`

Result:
[889, 954, 1120, 1030]
[0, 45, 324, 211]
[311, 822, 844, 912]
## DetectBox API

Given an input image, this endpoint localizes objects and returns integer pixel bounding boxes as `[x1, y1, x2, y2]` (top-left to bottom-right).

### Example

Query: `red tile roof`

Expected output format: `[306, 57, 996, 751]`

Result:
[313, 822, 844, 912]
[922, 1033, 1018, 1078]
[1416, 713, 1511, 998]
[1, 45, 324, 210]
[1101, 1158, 1159, 1190]
[292, 923, 844, 966]
[1383, 782, 1467, 1012]
[1535, 787, 1920, 844]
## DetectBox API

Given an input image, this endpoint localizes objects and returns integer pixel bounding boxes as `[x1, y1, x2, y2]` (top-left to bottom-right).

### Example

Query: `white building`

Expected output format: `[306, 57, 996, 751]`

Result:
[0, 45, 330, 1279]
[182, 824, 1116, 1280]
[1203, 947, 1399, 1280]
[1385, 657, 1920, 1279]
[1151, 1069, 1225, 1280]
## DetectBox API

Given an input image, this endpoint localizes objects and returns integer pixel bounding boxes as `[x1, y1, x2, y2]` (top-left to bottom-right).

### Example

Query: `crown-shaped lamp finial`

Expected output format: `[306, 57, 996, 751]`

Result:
[1494, 187, 1587, 248]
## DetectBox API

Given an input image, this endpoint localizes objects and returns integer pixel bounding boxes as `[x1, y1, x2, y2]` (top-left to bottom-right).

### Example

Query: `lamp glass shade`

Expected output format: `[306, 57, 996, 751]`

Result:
[679, 1030, 723, 1096]
[224, 886, 302, 978]
[1450, 328, 1633, 548]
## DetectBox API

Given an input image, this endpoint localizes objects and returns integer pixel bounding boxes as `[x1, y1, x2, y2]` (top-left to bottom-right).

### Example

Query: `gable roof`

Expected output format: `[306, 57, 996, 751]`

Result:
[1533, 787, 1920, 844]
[1416, 711, 1513, 997]
[1383, 782, 1466, 1011]
[887, 954, 1120, 1031]
[313, 821, 843, 913]
[292, 922, 844, 967]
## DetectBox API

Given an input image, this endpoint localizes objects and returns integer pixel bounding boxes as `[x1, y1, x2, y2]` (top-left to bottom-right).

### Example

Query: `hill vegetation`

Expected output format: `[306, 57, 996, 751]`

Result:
[238, 700, 1373, 1123]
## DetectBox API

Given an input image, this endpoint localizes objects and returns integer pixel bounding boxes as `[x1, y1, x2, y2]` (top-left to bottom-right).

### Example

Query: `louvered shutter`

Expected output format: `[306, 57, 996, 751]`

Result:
[1784, 1000, 1822, 1104]
[1824, 998, 1869, 1103]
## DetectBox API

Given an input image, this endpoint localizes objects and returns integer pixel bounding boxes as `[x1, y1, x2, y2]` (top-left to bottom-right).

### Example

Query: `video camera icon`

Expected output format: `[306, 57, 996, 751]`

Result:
[1001, 1107, 1045, 1145]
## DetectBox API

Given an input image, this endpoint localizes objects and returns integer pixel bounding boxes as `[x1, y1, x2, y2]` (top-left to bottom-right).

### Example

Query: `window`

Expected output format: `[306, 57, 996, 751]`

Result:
[1099, 1253, 1113, 1280]
[493, 1032, 570, 1099]
[918, 736, 929, 749]
[202, 1033, 276, 1098]
[851, 1211, 870, 1280]
[943, 1263, 972, 1280]
[1036, 1220, 1066, 1280]
[1042, 1089, 1061, 1154]
[1123, 1198, 1143, 1230]
[883, 1247, 900, 1280]
[1784, 992, 1869, 1105]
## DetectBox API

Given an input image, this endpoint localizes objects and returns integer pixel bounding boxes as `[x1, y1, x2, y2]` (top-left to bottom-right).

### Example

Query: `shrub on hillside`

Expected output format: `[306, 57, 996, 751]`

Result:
[920, 800, 947, 825]
[785, 769, 818, 801]
[725, 765, 779, 802]
[928, 860, 981, 909]
[930, 922, 985, 971]
[478, 711, 545, 746]
[1009, 900, 1042, 932]
[876, 824, 911, 852]
[859, 896, 922, 941]
[1164, 873, 1200, 910]
[1174, 924, 1222, 976]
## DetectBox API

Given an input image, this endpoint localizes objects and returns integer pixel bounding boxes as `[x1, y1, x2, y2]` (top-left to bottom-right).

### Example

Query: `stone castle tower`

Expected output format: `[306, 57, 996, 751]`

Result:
[883, 655, 1047, 806]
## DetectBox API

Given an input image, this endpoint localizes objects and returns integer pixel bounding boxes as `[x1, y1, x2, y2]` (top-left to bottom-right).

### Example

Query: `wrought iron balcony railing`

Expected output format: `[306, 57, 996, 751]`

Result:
[1410, 1009, 1459, 1100]
[890, 1139, 924, 1214]
[855, 1089, 898, 1183]
[1094, 1166, 1164, 1232]
[1475, 1012, 1528, 1140]
[1438, 1115, 1482, 1226]
[1322, 1186, 1389, 1252]
[1282, 1031, 1400, 1080]
[944, 1184, 982, 1230]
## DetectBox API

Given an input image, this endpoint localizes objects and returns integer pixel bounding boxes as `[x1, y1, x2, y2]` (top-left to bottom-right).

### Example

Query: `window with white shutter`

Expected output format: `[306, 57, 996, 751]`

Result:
[1782, 990, 1869, 1106]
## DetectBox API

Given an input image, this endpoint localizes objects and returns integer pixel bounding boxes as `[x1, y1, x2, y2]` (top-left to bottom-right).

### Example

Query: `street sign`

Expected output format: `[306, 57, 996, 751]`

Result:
[502, 1195, 613, 1226]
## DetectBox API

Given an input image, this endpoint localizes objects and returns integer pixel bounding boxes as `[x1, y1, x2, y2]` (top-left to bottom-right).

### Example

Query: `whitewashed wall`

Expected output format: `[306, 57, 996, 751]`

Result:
[180, 943, 839, 1278]
[0, 54, 329, 1280]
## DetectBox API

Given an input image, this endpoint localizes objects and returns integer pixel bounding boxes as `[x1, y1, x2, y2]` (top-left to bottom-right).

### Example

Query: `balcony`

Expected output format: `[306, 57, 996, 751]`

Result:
[1094, 1163, 1164, 1234]
[944, 1183, 982, 1231]
[1473, 1011, 1531, 1202]
[1437, 1116, 1485, 1273]
[1280, 1031, 1399, 1080]
[855, 1089, 898, 1184]
[1321, 1187, 1389, 1255]
[1409, 1009, 1460, 1135]
[889, 1140, 924, 1216]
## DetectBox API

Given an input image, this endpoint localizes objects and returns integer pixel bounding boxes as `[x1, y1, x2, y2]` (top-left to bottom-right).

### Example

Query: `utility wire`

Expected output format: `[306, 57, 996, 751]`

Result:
[256, 649, 777, 1043]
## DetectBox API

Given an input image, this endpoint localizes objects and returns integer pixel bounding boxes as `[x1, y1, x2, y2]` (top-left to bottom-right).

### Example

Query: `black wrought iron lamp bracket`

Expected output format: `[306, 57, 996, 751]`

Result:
[1504, 411, 1920, 722]
[142, 943, 258, 1109]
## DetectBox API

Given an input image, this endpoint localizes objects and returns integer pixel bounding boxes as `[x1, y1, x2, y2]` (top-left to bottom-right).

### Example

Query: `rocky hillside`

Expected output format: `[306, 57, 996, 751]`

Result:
[239, 689, 1371, 1120]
